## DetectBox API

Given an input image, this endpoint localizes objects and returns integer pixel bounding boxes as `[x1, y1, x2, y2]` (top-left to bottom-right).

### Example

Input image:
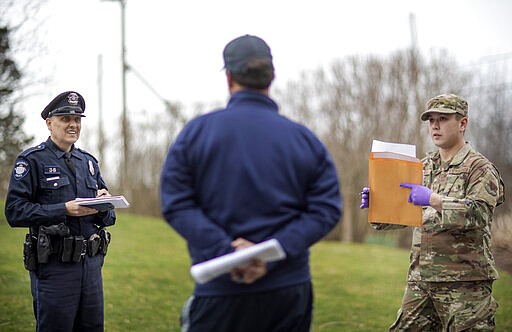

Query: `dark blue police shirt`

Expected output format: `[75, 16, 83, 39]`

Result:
[5, 138, 115, 237]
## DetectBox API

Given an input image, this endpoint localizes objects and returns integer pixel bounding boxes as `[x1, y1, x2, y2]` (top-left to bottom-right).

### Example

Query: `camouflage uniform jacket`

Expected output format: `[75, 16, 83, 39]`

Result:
[408, 143, 505, 282]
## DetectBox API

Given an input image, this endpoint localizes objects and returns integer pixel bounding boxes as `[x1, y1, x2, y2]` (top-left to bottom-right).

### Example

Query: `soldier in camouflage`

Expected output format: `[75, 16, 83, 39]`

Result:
[361, 93, 505, 331]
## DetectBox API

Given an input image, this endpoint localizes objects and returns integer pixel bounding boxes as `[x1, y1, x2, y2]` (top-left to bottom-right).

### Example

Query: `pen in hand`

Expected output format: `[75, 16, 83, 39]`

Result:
[96, 189, 110, 197]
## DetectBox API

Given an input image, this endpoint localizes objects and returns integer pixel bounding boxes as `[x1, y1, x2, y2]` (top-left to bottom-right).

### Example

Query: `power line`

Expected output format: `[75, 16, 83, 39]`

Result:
[477, 52, 512, 64]
[126, 64, 185, 123]
[463, 82, 512, 95]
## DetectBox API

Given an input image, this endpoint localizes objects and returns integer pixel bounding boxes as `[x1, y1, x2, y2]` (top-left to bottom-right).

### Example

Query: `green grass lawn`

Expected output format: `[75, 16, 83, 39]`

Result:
[1, 211, 511, 331]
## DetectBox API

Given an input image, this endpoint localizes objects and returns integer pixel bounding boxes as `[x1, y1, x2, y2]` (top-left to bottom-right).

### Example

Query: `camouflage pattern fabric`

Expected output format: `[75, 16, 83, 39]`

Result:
[421, 94, 469, 121]
[409, 143, 505, 282]
[390, 280, 497, 331]
[373, 142, 505, 330]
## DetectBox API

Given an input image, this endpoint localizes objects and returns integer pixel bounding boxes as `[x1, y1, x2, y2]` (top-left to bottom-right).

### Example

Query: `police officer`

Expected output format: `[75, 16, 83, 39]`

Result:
[5, 91, 116, 332]
[361, 94, 505, 331]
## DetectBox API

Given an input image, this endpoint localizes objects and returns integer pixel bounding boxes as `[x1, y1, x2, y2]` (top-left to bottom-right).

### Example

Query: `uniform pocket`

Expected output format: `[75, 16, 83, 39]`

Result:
[39, 176, 71, 202]
[41, 176, 70, 189]
[85, 176, 99, 191]
[443, 174, 466, 198]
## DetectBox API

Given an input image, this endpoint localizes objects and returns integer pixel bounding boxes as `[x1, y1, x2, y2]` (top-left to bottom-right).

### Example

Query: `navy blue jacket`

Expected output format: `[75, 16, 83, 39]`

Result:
[160, 90, 342, 296]
[5, 138, 115, 237]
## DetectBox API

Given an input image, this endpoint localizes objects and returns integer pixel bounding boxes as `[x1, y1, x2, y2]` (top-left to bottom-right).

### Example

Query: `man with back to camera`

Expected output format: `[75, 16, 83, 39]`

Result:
[160, 34, 342, 332]
[5, 91, 116, 331]
[360, 94, 505, 331]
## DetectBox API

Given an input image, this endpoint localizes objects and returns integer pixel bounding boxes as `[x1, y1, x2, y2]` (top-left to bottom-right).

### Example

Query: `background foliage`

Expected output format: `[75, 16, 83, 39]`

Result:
[1, 208, 511, 331]
[0, 2, 510, 245]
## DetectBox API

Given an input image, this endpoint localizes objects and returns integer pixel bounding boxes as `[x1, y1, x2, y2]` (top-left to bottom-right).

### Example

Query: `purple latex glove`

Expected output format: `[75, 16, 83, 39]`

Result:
[359, 187, 370, 209]
[400, 183, 432, 206]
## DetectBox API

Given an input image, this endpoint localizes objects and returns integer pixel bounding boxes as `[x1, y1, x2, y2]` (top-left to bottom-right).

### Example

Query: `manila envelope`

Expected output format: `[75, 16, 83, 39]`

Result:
[368, 152, 423, 227]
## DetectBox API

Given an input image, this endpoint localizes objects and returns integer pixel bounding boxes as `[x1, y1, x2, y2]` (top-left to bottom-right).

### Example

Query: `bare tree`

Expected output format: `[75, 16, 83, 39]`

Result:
[277, 48, 472, 243]
[121, 102, 185, 216]
[468, 58, 512, 214]
[0, 1, 48, 198]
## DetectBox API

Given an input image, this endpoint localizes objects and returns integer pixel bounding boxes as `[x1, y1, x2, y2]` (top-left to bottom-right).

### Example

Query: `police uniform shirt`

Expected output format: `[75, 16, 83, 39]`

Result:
[5, 138, 115, 237]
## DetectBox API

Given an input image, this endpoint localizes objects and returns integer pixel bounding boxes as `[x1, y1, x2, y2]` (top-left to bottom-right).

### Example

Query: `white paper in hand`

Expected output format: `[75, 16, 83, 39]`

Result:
[371, 139, 417, 158]
[75, 195, 130, 209]
[190, 239, 286, 284]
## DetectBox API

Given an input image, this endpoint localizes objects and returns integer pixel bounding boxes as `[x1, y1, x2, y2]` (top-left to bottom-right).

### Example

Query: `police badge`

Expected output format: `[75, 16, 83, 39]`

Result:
[88, 160, 95, 175]
[13, 160, 30, 180]
[67, 92, 79, 105]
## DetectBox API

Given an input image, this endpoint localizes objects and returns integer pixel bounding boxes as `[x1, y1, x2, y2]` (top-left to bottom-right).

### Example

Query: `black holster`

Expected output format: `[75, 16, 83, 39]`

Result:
[37, 223, 70, 264]
[87, 234, 101, 257]
[23, 233, 38, 271]
[98, 228, 111, 255]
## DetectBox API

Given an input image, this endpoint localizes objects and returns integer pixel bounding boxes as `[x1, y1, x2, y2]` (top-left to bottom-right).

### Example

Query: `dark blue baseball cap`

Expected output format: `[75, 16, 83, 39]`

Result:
[223, 34, 273, 74]
[41, 91, 86, 120]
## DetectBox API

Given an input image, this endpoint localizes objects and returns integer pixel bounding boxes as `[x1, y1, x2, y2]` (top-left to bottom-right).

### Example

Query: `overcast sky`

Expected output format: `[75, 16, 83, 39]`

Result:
[13, 0, 512, 145]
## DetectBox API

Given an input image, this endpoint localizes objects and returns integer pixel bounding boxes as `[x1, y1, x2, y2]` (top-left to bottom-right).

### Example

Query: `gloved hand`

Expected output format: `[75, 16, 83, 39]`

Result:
[400, 183, 432, 206]
[359, 187, 370, 209]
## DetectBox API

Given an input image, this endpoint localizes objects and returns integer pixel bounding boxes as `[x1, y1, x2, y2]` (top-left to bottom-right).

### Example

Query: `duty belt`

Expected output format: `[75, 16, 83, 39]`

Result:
[39, 234, 103, 264]
[35, 223, 111, 265]
[57, 235, 89, 263]
[49, 237, 88, 255]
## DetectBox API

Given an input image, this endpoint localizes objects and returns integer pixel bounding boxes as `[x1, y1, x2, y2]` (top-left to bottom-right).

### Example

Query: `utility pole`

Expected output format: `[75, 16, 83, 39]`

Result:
[102, 0, 129, 195]
[409, 12, 418, 50]
[97, 54, 106, 164]
[120, 0, 129, 196]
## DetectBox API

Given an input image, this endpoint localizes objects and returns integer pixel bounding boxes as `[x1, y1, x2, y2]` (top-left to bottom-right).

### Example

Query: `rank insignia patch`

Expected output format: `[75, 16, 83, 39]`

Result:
[13, 160, 30, 180]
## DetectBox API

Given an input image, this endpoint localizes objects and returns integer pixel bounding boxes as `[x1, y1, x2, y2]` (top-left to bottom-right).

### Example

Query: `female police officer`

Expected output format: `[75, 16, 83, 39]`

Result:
[5, 91, 116, 331]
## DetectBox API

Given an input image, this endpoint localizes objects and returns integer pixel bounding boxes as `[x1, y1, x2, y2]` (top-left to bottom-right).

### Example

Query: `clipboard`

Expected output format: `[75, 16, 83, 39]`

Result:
[75, 195, 130, 211]
[367, 144, 423, 227]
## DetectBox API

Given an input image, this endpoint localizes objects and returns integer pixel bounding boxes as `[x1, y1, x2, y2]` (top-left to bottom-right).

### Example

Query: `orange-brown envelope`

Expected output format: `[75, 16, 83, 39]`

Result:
[368, 152, 423, 226]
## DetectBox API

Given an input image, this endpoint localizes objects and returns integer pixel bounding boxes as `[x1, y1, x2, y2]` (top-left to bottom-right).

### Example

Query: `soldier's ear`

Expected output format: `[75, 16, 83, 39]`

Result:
[459, 117, 468, 133]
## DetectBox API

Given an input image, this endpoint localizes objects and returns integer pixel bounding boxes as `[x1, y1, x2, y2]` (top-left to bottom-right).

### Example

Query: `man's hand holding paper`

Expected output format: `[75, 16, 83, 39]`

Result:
[230, 238, 268, 284]
[190, 239, 286, 284]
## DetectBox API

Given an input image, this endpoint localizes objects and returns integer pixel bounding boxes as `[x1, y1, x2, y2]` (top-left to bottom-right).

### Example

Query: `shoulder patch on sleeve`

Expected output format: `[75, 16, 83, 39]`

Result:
[12, 159, 30, 180]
